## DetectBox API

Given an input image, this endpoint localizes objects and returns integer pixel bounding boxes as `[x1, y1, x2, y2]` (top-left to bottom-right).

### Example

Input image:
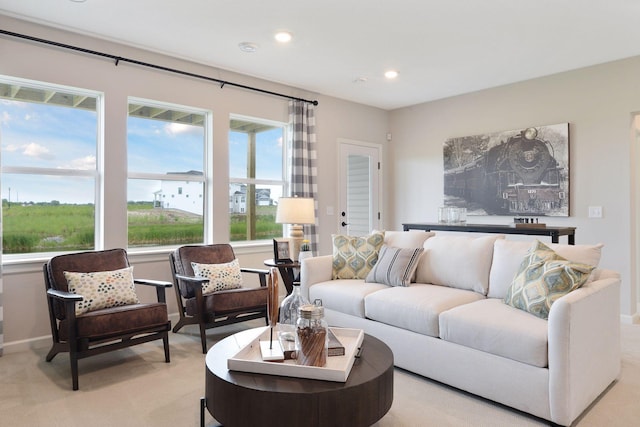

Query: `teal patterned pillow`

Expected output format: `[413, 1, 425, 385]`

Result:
[504, 241, 595, 319]
[332, 232, 385, 279]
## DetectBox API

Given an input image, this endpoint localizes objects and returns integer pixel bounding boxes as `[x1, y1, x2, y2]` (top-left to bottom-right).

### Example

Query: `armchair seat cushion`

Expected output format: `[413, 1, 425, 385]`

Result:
[185, 287, 268, 316]
[59, 302, 168, 341]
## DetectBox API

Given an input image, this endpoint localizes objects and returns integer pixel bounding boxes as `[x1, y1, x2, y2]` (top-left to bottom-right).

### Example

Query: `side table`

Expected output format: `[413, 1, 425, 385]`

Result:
[203, 327, 394, 427]
[263, 258, 300, 295]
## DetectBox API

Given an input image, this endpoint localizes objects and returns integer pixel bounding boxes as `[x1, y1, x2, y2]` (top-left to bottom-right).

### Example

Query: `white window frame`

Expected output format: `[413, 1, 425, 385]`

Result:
[1, 75, 104, 261]
[126, 97, 212, 251]
[229, 114, 288, 243]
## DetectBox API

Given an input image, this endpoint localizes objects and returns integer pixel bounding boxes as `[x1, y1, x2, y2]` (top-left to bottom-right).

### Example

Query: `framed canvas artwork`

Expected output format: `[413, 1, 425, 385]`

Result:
[443, 123, 569, 217]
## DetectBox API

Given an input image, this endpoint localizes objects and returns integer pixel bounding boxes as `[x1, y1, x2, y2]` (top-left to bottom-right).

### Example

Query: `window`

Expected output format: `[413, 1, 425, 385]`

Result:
[229, 116, 286, 242]
[0, 76, 101, 255]
[127, 99, 209, 248]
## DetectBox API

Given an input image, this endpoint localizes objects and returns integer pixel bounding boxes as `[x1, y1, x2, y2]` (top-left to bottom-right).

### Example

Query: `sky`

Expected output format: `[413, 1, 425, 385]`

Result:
[1, 98, 285, 205]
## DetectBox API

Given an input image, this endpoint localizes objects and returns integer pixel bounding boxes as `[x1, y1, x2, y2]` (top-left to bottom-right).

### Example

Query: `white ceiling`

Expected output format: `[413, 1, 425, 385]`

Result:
[2, 0, 640, 110]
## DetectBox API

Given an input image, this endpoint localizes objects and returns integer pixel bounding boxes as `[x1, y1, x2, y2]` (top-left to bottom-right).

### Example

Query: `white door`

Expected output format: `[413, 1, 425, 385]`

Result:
[339, 140, 381, 236]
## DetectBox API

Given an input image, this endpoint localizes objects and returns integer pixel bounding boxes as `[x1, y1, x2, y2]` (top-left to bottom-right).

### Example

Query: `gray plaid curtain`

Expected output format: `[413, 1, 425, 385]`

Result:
[288, 100, 319, 254]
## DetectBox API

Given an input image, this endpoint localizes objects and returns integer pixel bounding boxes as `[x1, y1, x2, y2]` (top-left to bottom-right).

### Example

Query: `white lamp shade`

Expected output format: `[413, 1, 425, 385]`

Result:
[275, 197, 315, 224]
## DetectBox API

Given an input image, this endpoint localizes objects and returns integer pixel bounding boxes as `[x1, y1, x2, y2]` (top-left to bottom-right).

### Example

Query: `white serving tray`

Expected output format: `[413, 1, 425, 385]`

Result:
[227, 326, 365, 382]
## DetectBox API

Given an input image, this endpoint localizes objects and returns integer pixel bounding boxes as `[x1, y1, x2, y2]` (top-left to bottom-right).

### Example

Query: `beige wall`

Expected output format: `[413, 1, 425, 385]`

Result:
[389, 58, 640, 320]
[0, 16, 390, 351]
[3, 14, 638, 352]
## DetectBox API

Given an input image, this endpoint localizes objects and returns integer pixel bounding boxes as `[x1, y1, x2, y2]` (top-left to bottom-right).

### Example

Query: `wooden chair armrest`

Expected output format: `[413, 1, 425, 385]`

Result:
[241, 268, 270, 275]
[240, 268, 269, 287]
[47, 288, 83, 302]
[134, 279, 172, 304]
[134, 278, 173, 288]
[174, 274, 208, 285]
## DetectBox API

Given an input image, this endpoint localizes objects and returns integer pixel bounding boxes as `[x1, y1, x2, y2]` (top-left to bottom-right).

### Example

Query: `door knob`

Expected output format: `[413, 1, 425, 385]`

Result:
[341, 221, 349, 227]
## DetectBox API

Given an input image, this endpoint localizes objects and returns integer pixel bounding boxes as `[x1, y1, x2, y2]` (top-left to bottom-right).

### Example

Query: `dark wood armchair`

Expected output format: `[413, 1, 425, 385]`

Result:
[170, 244, 269, 353]
[43, 248, 172, 390]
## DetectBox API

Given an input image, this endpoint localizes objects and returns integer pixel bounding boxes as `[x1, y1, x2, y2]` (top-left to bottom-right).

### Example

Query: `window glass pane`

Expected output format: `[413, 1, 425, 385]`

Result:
[1, 103, 97, 169]
[1, 79, 99, 255]
[127, 101, 207, 248]
[229, 183, 282, 242]
[2, 174, 95, 254]
[229, 116, 286, 243]
[128, 179, 204, 247]
[229, 131, 248, 178]
[255, 128, 284, 180]
[127, 116, 204, 174]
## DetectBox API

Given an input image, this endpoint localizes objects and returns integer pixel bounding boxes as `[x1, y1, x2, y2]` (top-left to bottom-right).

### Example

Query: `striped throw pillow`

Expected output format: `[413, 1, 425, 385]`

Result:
[365, 245, 425, 287]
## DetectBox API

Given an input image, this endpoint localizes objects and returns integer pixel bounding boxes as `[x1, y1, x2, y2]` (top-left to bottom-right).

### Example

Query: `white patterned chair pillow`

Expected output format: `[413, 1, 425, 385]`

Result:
[191, 259, 243, 294]
[64, 266, 140, 316]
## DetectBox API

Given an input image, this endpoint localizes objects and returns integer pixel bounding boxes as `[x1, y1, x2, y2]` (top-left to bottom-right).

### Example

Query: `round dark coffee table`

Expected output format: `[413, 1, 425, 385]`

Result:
[203, 327, 394, 427]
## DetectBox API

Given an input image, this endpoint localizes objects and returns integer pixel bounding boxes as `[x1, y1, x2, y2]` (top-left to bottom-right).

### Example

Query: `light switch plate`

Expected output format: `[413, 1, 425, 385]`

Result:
[588, 206, 603, 218]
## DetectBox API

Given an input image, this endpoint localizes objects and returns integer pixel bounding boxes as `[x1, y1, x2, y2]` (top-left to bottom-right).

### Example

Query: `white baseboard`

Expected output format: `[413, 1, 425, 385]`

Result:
[621, 313, 640, 324]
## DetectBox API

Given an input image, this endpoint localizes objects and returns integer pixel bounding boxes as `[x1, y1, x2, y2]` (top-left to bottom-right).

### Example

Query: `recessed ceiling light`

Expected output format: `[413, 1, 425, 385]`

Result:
[238, 42, 259, 53]
[384, 70, 399, 79]
[274, 31, 293, 43]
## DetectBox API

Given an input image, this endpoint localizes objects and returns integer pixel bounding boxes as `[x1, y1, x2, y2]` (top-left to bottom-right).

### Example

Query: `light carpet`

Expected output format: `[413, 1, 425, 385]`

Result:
[1, 320, 639, 426]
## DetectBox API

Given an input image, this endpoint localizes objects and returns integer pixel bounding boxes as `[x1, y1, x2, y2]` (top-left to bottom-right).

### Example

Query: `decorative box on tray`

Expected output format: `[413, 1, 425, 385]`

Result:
[227, 325, 365, 382]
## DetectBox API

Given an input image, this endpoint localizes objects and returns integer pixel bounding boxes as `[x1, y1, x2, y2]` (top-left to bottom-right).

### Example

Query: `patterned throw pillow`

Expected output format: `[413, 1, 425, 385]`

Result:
[191, 259, 243, 294]
[332, 231, 385, 279]
[64, 267, 140, 316]
[365, 245, 424, 287]
[503, 241, 595, 319]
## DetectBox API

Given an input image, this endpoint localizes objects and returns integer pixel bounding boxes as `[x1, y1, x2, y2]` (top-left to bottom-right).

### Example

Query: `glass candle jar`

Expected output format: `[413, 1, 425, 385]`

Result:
[295, 304, 328, 367]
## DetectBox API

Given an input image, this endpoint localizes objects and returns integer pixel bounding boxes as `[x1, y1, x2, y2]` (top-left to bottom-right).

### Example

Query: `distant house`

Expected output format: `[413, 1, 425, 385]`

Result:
[229, 183, 272, 213]
[153, 170, 203, 215]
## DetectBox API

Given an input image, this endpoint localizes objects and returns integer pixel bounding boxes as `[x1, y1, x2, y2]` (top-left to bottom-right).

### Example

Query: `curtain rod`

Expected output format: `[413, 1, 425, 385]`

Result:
[0, 29, 319, 106]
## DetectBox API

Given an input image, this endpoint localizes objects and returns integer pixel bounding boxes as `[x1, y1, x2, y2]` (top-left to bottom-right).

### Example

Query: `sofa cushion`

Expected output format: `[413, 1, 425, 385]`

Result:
[439, 298, 549, 367]
[365, 245, 424, 287]
[488, 239, 603, 299]
[382, 230, 435, 248]
[503, 241, 594, 320]
[332, 231, 385, 279]
[415, 234, 503, 295]
[308, 280, 388, 318]
[191, 259, 243, 294]
[364, 284, 485, 337]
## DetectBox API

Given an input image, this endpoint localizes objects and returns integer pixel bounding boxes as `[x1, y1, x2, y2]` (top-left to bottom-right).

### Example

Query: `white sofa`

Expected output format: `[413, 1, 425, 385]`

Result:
[300, 231, 621, 426]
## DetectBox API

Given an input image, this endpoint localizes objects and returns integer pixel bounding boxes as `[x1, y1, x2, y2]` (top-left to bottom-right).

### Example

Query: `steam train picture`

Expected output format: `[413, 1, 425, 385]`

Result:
[444, 125, 569, 216]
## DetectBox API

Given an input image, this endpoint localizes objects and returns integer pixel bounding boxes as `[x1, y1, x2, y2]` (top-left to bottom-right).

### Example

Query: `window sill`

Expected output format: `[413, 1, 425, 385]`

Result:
[1, 241, 273, 275]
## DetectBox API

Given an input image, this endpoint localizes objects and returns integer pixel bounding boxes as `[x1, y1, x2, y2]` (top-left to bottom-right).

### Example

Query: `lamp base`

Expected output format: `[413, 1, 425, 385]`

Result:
[289, 224, 304, 262]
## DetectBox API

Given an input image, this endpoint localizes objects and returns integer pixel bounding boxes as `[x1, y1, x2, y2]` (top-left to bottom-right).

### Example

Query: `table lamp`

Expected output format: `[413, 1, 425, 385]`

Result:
[275, 196, 315, 261]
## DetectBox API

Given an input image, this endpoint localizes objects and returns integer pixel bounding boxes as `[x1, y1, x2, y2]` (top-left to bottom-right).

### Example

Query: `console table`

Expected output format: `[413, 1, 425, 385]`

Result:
[403, 222, 576, 245]
[263, 259, 300, 295]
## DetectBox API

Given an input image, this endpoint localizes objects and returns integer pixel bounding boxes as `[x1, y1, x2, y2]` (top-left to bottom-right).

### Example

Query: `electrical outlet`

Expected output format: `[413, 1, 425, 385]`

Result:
[588, 206, 603, 218]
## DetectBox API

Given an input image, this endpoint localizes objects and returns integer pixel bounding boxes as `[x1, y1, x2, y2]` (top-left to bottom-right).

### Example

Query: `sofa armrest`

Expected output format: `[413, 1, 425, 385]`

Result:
[300, 255, 333, 301]
[547, 269, 621, 426]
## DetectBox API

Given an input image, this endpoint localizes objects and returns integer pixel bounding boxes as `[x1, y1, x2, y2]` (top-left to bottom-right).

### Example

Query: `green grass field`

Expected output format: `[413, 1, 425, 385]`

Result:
[1, 202, 282, 254]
